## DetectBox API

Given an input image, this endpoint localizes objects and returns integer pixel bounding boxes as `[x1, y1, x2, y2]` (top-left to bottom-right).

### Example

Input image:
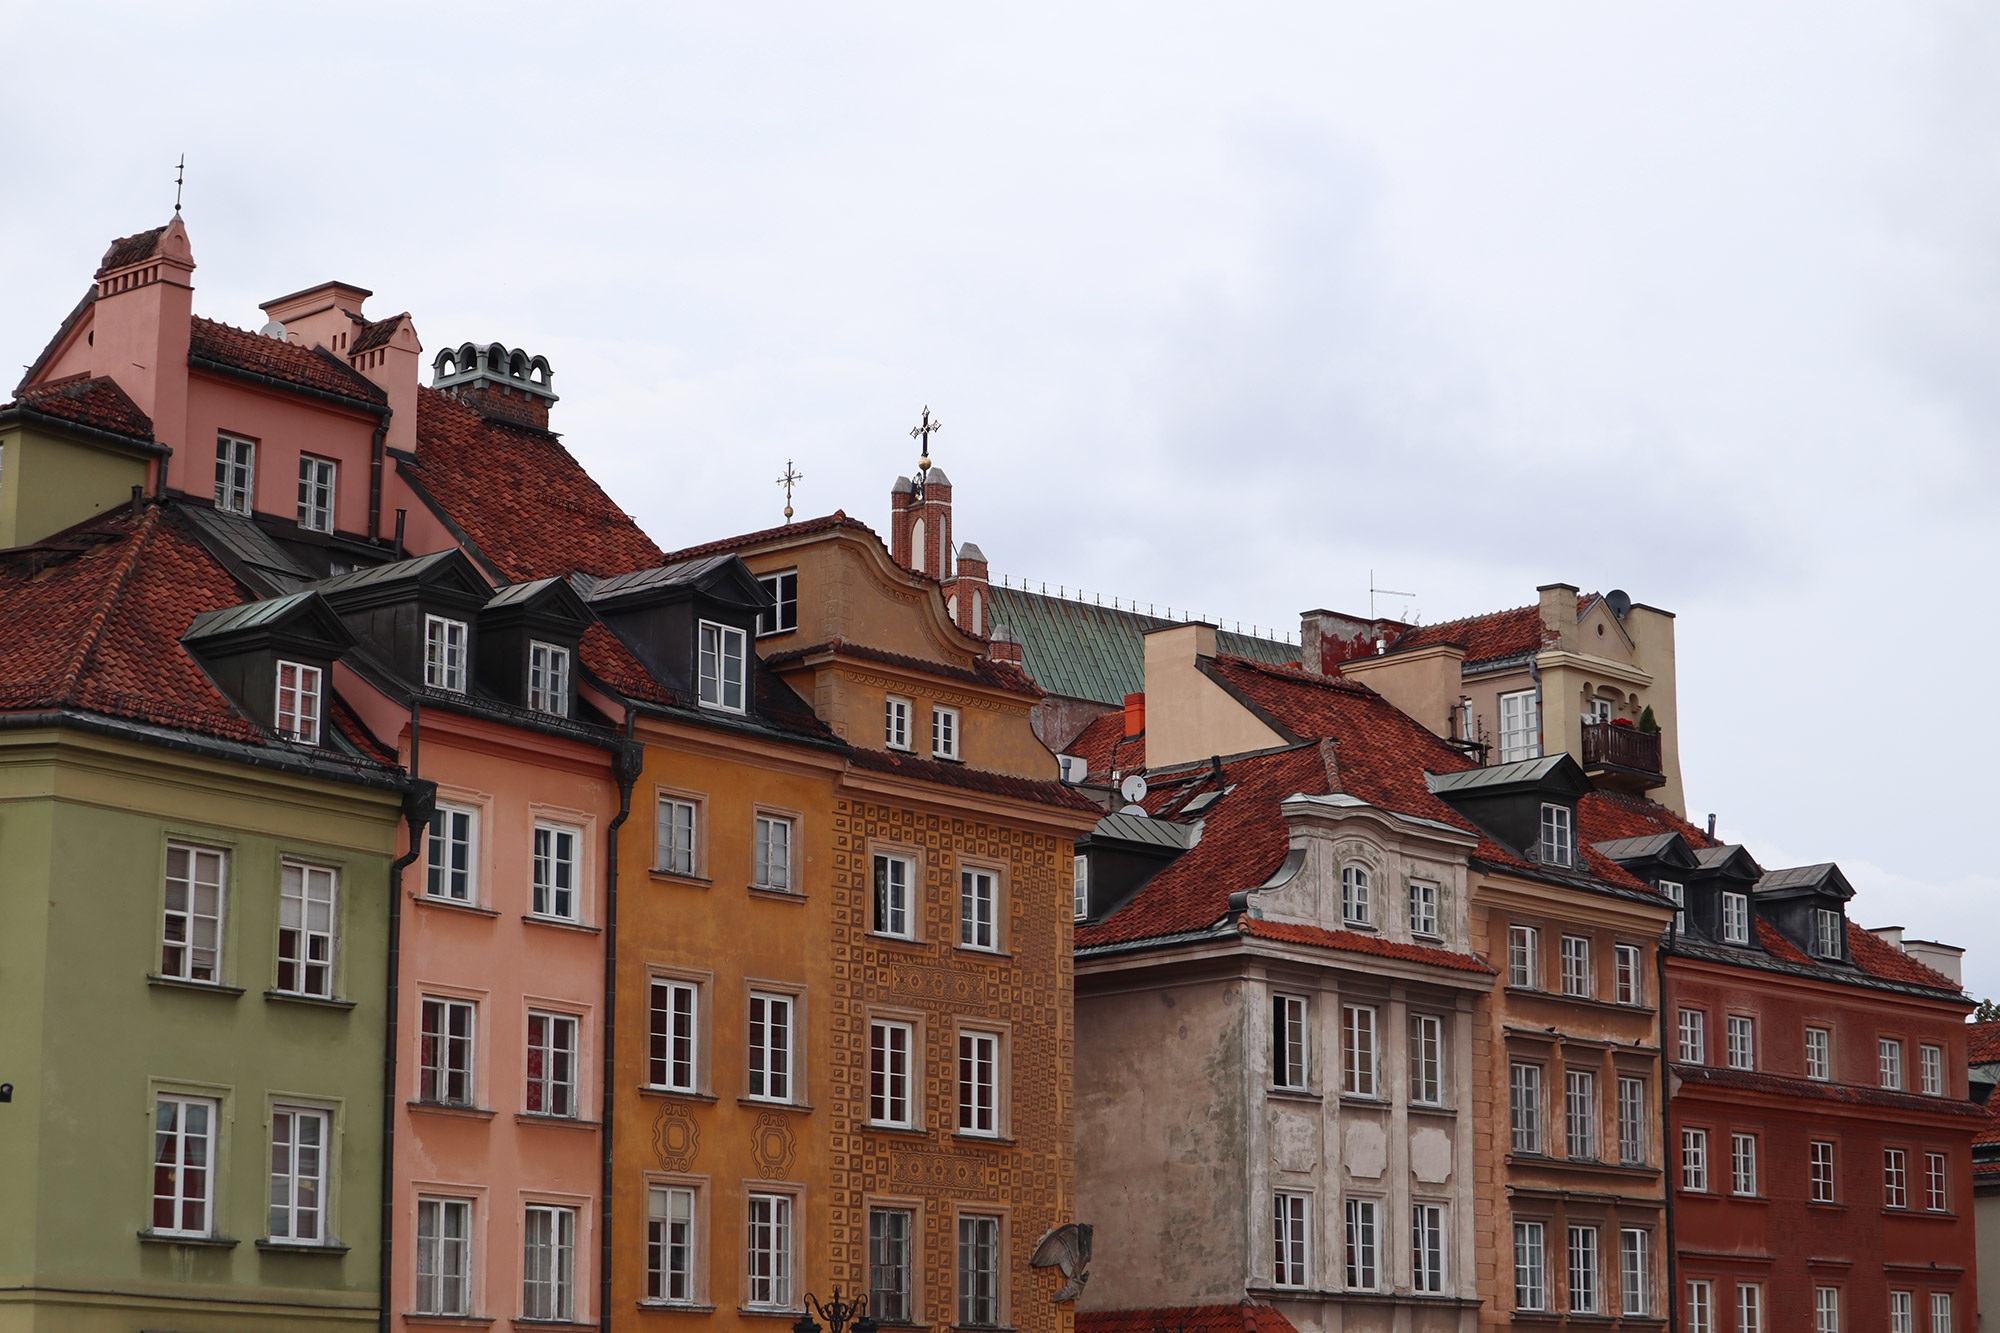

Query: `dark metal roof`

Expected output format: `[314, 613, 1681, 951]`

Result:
[583, 554, 739, 601]
[310, 549, 463, 594]
[183, 591, 320, 640]
[175, 505, 315, 595]
[983, 586, 1296, 705]
[1425, 754, 1568, 794]
[485, 576, 569, 608]
[1593, 832, 1681, 860]
[1088, 810, 1195, 851]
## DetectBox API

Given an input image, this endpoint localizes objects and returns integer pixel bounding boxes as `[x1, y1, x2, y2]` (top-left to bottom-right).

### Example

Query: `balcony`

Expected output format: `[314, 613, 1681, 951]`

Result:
[1581, 721, 1664, 791]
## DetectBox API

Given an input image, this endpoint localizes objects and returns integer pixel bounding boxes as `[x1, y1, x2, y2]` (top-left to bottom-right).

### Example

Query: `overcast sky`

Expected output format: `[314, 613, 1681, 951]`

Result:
[8, 4, 1997, 994]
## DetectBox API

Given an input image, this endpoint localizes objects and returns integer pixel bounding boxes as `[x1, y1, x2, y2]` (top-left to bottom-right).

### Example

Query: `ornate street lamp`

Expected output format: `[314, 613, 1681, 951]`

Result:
[794, 1288, 876, 1333]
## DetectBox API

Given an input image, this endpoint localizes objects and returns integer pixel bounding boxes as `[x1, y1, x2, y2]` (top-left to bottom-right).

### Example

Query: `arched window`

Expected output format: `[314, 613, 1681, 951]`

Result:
[1341, 865, 1372, 926]
[911, 518, 926, 574]
[972, 590, 983, 635]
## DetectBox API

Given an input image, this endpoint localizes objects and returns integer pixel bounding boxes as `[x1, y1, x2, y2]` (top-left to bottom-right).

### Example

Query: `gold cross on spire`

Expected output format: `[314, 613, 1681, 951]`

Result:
[777, 459, 804, 522]
[909, 406, 942, 501]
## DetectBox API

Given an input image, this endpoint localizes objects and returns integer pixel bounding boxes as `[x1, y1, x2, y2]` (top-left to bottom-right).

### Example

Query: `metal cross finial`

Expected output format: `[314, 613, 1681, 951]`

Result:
[777, 459, 804, 522]
[909, 406, 942, 501]
[174, 155, 186, 214]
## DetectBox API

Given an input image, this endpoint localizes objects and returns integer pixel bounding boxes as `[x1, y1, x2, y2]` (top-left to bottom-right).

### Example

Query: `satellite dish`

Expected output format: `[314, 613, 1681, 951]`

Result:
[1119, 773, 1148, 804]
[1605, 589, 1632, 620]
[259, 319, 289, 341]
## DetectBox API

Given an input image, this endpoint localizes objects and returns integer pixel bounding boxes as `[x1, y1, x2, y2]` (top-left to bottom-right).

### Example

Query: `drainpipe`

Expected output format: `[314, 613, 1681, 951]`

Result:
[1659, 913, 1677, 1330]
[600, 722, 642, 1331]
[368, 415, 390, 544]
[382, 703, 435, 1333]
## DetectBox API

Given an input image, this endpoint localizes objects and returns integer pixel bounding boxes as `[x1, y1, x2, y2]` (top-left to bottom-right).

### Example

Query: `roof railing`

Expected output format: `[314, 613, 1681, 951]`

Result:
[993, 573, 1294, 645]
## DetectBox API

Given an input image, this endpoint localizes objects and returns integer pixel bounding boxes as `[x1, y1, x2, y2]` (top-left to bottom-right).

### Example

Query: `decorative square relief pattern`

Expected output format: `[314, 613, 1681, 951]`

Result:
[829, 798, 1074, 1333]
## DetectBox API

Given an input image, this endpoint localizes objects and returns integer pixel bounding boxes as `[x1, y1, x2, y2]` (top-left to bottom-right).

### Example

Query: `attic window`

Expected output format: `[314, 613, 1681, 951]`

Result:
[1814, 908, 1842, 959]
[275, 661, 322, 745]
[529, 642, 570, 717]
[215, 434, 255, 515]
[1538, 804, 1574, 868]
[756, 571, 798, 637]
[1720, 892, 1750, 945]
[425, 616, 469, 693]
[698, 622, 746, 713]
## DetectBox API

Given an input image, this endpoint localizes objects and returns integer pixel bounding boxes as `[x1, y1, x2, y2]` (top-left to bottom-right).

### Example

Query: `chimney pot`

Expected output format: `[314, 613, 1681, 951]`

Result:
[1123, 693, 1146, 738]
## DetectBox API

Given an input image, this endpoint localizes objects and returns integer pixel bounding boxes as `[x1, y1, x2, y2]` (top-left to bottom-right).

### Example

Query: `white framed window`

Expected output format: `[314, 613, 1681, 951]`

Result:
[872, 852, 914, 939]
[884, 696, 912, 750]
[1806, 1027, 1831, 1081]
[1514, 1220, 1547, 1311]
[1273, 1191, 1309, 1287]
[1342, 1004, 1378, 1097]
[1620, 1229, 1651, 1316]
[1892, 1291, 1913, 1333]
[526, 1011, 578, 1117]
[1273, 994, 1309, 1092]
[648, 980, 698, 1092]
[1731, 1133, 1758, 1195]
[1815, 907, 1843, 958]
[523, 1204, 577, 1322]
[1811, 1140, 1836, 1202]
[1539, 803, 1574, 867]
[1678, 1008, 1706, 1064]
[277, 860, 337, 998]
[648, 1186, 697, 1304]
[1509, 924, 1541, 988]
[1720, 891, 1750, 944]
[870, 1019, 914, 1127]
[1567, 1224, 1599, 1314]
[1408, 881, 1439, 937]
[424, 615, 468, 693]
[1510, 1062, 1543, 1153]
[416, 1197, 473, 1316]
[528, 641, 570, 716]
[1660, 878, 1686, 931]
[1341, 864, 1372, 926]
[151, 1093, 218, 1237]
[756, 570, 798, 636]
[754, 814, 793, 892]
[1727, 1015, 1755, 1070]
[958, 1213, 1002, 1326]
[1500, 689, 1540, 762]
[532, 823, 581, 921]
[745, 1193, 795, 1309]
[427, 804, 477, 902]
[1409, 1013, 1444, 1105]
[297, 454, 336, 532]
[1738, 1282, 1763, 1333]
[1411, 1203, 1446, 1294]
[1560, 934, 1592, 997]
[1884, 1148, 1908, 1208]
[1565, 1069, 1596, 1160]
[1072, 854, 1089, 922]
[161, 843, 226, 983]
[1931, 1293, 1953, 1333]
[1344, 1196, 1379, 1291]
[215, 433, 255, 513]
[1880, 1038, 1904, 1089]
[747, 992, 794, 1103]
[1920, 1044, 1944, 1096]
[1688, 1279, 1713, 1333]
[1617, 1077, 1647, 1165]
[1681, 1127, 1708, 1191]
[959, 868, 997, 950]
[1456, 697, 1475, 741]
[869, 1208, 914, 1323]
[958, 1029, 1000, 1135]
[1615, 943, 1642, 1005]
[1925, 1152, 1948, 1211]
[697, 621, 747, 713]
[656, 797, 697, 877]
[420, 997, 476, 1105]
[1816, 1286, 1841, 1333]
[932, 704, 960, 759]
[268, 1105, 329, 1243]
[276, 660, 322, 744]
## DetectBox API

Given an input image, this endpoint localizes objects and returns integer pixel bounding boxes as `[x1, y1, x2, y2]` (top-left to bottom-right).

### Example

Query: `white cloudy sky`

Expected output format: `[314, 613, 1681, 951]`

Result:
[8, 5, 1997, 992]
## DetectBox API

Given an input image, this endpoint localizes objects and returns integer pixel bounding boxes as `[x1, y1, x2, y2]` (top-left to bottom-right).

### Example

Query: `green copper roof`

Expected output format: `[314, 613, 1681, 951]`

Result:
[984, 586, 1296, 705]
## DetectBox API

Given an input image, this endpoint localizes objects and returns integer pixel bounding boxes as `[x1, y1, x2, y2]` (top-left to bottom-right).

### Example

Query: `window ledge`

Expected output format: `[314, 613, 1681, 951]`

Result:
[264, 990, 356, 1010]
[402, 1317, 496, 1328]
[1337, 1094, 1388, 1109]
[407, 1100, 497, 1121]
[747, 887, 807, 904]
[138, 1229, 238, 1247]
[512, 1321, 597, 1330]
[639, 1087, 717, 1102]
[1267, 1088, 1321, 1104]
[411, 894, 501, 918]
[1805, 1201, 1847, 1211]
[952, 1132, 1016, 1146]
[866, 932, 928, 950]
[1508, 1153, 1662, 1179]
[516, 1112, 600, 1130]
[1409, 1102, 1458, 1115]
[863, 1123, 931, 1138]
[650, 870, 714, 888]
[638, 1302, 719, 1313]
[931, 752, 964, 764]
[953, 946, 1013, 961]
[147, 975, 245, 997]
[1339, 920, 1378, 933]
[522, 914, 600, 934]
[1504, 985, 1655, 1017]
[738, 1308, 808, 1320]
[737, 1098, 813, 1113]
[256, 1238, 350, 1254]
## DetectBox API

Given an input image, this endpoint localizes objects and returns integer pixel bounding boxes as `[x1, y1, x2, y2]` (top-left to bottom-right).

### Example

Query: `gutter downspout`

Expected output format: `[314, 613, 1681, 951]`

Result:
[382, 703, 435, 1333]
[1659, 917, 1677, 1331]
[600, 722, 642, 1331]
[368, 416, 390, 545]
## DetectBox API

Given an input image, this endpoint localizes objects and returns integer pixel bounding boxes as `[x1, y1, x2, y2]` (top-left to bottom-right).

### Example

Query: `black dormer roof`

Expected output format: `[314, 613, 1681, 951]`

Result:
[1756, 863, 1856, 965]
[1427, 752, 1591, 868]
[1693, 843, 1764, 884]
[1755, 862, 1854, 902]
[182, 590, 354, 745]
[580, 553, 771, 714]
[314, 548, 491, 614]
[1592, 831, 1702, 872]
[580, 554, 768, 614]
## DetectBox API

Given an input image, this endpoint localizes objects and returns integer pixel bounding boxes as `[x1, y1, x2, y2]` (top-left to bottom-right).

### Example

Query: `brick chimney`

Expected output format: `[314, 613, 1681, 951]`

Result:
[988, 624, 1024, 666]
[1123, 692, 1146, 737]
[888, 467, 954, 577]
[87, 217, 195, 454]
[1299, 608, 1414, 674]
[946, 541, 989, 635]
[431, 341, 557, 430]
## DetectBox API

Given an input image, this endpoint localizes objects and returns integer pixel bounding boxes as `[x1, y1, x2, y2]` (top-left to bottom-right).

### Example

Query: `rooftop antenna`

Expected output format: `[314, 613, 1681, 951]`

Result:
[1370, 569, 1414, 620]
[909, 405, 942, 502]
[776, 459, 803, 522]
[173, 154, 185, 214]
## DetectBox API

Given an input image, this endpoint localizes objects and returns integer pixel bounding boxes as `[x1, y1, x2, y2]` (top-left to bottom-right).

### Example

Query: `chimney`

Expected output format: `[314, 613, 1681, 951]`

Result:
[1123, 692, 1146, 738]
[1299, 608, 1412, 674]
[988, 624, 1024, 666]
[918, 468, 952, 579]
[889, 476, 916, 567]
[1538, 583, 1580, 651]
[345, 313, 423, 460]
[1870, 926, 1905, 950]
[260, 281, 373, 358]
[431, 342, 557, 430]
[87, 218, 195, 453]
[1900, 938, 1965, 987]
[947, 542, 990, 634]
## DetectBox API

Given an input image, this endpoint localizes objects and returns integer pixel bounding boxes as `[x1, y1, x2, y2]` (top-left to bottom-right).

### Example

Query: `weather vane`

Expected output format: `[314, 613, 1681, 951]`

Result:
[777, 459, 803, 522]
[909, 406, 942, 502]
[174, 154, 186, 214]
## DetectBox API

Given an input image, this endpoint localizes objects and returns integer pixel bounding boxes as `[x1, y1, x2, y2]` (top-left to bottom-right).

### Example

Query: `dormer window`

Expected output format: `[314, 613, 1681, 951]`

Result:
[215, 434, 255, 514]
[1342, 865, 1372, 926]
[425, 615, 469, 693]
[885, 697, 912, 751]
[529, 642, 570, 717]
[932, 705, 960, 760]
[275, 661, 322, 745]
[697, 621, 746, 712]
[1814, 908, 1842, 959]
[297, 456, 336, 533]
[1538, 804, 1574, 868]
[756, 571, 798, 637]
[1659, 880, 1686, 932]
[1721, 892, 1750, 944]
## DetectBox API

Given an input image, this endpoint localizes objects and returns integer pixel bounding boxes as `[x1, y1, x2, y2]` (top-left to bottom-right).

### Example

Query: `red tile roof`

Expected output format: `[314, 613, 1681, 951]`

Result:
[847, 746, 1101, 812]
[657, 511, 884, 564]
[348, 313, 408, 355]
[1674, 1062, 1987, 1119]
[407, 386, 664, 583]
[764, 638, 1038, 696]
[1969, 1022, 2000, 1064]
[1388, 603, 1548, 662]
[1079, 1305, 1300, 1333]
[188, 317, 387, 407]
[1240, 916, 1493, 973]
[5, 373, 155, 441]
[96, 226, 168, 277]
[1847, 920, 1959, 990]
[1063, 709, 1145, 782]
[1579, 789, 1717, 848]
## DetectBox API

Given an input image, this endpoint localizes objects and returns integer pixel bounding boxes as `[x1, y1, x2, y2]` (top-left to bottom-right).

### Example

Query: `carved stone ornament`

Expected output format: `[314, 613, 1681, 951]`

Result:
[653, 1102, 701, 1173]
